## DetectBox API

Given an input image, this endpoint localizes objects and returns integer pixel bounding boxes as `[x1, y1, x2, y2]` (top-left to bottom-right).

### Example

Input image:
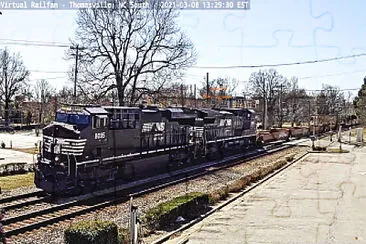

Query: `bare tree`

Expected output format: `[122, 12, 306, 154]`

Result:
[248, 69, 288, 129]
[0, 48, 29, 124]
[281, 77, 310, 127]
[57, 86, 74, 105]
[199, 77, 239, 104]
[34, 79, 55, 124]
[70, 1, 196, 106]
[316, 84, 345, 127]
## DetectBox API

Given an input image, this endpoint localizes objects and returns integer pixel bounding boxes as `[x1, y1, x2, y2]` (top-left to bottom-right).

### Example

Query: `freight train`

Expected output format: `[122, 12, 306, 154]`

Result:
[35, 105, 257, 194]
[34, 104, 359, 195]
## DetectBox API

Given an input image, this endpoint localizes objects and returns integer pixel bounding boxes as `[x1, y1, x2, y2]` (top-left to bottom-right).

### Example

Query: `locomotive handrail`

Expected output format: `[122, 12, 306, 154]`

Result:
[76, 144, 191, 166]
[73, 134, 256, 167]
[43, 135, 86, 143]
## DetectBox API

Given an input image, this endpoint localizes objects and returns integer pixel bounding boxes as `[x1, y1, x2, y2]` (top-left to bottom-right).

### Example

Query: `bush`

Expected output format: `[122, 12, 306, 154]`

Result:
[326, 148, 350, 153]
[209, 186, 230, 204]
[285, 154, 295, 162]
[313, 146, 326, 151]
[145, 192, 209, 230]
[0, 163, 28, 176]
[64, 220, 118, 244]
[117, 228, 129, 244]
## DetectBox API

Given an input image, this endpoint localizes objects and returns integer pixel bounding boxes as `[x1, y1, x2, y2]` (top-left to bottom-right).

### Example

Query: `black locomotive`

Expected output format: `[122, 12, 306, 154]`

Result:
[34, 104, 257, 194]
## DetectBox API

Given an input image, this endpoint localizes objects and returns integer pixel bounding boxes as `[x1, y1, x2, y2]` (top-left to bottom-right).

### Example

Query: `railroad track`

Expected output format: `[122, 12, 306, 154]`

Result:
[3, 138, 308, 240]
[0, 191, 48, 211]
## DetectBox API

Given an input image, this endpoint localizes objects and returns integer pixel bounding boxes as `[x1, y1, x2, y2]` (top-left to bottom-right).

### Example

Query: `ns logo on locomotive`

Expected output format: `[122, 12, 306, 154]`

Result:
[34, 104, 257, 195]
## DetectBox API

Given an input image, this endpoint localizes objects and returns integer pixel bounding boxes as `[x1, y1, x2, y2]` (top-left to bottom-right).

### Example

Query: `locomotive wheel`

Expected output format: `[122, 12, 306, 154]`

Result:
[89, 181, 98, 193]
[216, 142, 224, 159]
[183, 155, 194, 165]
[124, 164, 135, 181]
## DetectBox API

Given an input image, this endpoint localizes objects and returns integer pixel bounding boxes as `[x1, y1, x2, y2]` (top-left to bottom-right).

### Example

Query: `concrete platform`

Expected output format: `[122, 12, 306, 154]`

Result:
[166, 142, 366, 244]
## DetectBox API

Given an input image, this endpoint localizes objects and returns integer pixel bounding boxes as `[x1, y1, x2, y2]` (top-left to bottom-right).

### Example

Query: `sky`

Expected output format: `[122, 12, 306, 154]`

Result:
[1, 0, 366, 99]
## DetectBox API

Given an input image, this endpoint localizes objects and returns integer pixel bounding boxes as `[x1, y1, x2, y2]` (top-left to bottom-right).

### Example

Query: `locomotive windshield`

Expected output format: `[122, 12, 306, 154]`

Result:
[56, 112, 90, 125]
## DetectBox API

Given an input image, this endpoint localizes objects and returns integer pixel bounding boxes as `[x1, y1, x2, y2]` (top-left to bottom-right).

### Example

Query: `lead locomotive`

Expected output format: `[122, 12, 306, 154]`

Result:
[34, 105, 257, 195]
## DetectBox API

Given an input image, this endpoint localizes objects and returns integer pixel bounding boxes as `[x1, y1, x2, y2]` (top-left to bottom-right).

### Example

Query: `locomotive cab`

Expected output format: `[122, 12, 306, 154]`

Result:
[83, 107, 110, 158]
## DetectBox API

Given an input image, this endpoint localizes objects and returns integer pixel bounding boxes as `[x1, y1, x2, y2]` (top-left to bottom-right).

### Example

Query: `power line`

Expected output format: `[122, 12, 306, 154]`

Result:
[302, 88, 359, 92]
[0, 38, 69, 45]
[29, 70, 67, 74]
[0, 38, 70, 48]
[28, 76, 67, 82]
[192, 53, 366, 69]
[0, 41, 69, 48]
[299, 70, 366, 80]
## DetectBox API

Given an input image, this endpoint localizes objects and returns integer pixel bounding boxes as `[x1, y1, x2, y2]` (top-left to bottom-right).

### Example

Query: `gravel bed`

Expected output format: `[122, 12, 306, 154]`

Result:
[0, 186, 39, 199]
[8, 146, 308, 244]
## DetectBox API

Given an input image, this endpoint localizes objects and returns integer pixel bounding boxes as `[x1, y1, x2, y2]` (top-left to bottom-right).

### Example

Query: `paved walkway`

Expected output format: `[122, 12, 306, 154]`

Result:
[0, 149, 36, 165]
[166, 142, 366, 244]
[0, 131, 41, 165]
[0, 130, 42, 149]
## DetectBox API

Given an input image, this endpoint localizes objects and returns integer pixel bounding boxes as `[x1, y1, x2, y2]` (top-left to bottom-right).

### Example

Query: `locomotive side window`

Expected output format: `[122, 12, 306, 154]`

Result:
[92, 117, 100, 129]
[92, 115, 108, 129]
[108, 108, 140, 130]
[220, 118, 232, 127]
[100, 118, 107, 127]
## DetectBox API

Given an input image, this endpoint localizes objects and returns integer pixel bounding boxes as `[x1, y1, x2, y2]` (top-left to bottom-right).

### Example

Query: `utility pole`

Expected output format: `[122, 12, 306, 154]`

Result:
[308, 100, 311, 128]
[313, 95, 318, 138]
[206, 72, 209, 105]
[263, 78, 267, 130]
[70, 45, 85, 99]
[180, 83, 184, 107]
[194, 84, 197, 107]
[279, 84, 283, 127]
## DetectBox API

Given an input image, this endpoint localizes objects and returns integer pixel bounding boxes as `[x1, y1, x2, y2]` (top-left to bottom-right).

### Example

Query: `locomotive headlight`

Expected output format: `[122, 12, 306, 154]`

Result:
[54, 145, 61, 154]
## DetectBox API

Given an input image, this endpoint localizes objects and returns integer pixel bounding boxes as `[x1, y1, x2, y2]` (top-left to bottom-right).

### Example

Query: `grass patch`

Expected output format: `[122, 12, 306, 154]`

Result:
[11, 147, 39, 154]
[0, 172, 34, 190]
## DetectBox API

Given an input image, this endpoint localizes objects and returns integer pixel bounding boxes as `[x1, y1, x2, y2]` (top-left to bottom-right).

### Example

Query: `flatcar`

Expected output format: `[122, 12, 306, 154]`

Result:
[34, 105, 257, 195]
